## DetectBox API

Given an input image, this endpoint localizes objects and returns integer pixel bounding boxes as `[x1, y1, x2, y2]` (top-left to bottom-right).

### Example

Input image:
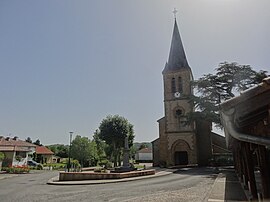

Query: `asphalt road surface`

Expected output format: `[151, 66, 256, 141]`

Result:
[0, 168, 217, 202]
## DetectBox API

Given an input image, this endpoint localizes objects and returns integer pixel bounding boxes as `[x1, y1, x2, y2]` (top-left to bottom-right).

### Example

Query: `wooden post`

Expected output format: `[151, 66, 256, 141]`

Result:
[242, 152, 248, 188]
[243, 142, 258, 199]
[236, 149, 244, 181]
[258, 145, 270, 199]
[233, 151, 238, 173]
[240, 143, 248, 186]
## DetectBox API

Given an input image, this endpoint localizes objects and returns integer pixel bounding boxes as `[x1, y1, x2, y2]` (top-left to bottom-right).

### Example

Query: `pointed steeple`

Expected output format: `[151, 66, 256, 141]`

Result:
[164, 19, 190, 72]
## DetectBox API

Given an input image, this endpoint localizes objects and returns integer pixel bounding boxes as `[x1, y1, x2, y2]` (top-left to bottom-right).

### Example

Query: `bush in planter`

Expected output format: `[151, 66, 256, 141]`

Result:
[94, 167, 107, 173]
[98, 159, 112, 169]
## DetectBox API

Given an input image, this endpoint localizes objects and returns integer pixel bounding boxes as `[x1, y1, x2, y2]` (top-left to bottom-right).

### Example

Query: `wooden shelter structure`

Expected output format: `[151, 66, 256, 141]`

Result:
[220, 77, 270, 200]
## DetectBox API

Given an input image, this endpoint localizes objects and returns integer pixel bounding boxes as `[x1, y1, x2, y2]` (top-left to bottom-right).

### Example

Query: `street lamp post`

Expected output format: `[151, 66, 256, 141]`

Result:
[68, 131, 73, 172]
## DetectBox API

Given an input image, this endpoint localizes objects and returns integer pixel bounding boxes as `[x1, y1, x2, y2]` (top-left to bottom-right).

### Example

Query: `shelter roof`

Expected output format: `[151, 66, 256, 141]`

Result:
[220, 77, 270, 147]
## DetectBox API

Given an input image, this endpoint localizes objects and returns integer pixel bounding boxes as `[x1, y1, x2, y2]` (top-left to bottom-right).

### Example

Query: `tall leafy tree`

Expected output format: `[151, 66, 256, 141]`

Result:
[47, 144, 69, 158]
[93, 130, 107, 160]
[70, 135, 98, 167]
[33, 139, 42, 146]
[191, 62, 268, 127]
[56, 145, 69, 158]
[98, 115, 135, 167]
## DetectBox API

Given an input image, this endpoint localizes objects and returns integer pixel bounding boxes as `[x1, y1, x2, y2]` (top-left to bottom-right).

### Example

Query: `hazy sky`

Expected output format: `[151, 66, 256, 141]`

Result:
[0, 0, 269, 145]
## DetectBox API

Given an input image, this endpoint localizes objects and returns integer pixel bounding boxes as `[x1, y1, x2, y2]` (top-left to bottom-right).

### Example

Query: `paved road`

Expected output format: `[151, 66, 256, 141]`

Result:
[0, 168, 217, 202]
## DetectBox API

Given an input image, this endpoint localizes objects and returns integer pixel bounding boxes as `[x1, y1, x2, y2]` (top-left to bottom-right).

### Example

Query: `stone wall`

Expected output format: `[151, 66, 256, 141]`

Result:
[59, 170, 155, 181]
[152, 138, 159, 167]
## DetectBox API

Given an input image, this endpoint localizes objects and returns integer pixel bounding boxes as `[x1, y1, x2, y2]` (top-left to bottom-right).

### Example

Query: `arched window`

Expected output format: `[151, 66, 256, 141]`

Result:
[178, 77, 183, 93]
[171, 78, 176, 93]
[175, 109, 183, 117]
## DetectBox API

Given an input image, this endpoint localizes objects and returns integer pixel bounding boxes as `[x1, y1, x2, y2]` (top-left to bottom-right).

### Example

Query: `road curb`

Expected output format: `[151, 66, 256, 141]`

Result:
[0, 174, 19, 180]
[207, 173, 225, 202]
[207, 170, 248, 202]
[47, 170, 174, 185]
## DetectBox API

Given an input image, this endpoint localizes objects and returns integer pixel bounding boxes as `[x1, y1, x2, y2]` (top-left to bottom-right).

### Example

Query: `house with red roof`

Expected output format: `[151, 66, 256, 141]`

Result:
[35, 146, 54, 164]
[0, 136, 36, 167]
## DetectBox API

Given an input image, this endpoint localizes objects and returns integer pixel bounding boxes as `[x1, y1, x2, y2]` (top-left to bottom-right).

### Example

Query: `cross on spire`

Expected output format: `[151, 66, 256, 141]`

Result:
[173, 8, 177, 19]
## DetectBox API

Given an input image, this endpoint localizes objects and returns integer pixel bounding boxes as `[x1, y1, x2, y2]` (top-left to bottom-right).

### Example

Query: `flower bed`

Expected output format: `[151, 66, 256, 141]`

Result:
[2, 166, 30, 174]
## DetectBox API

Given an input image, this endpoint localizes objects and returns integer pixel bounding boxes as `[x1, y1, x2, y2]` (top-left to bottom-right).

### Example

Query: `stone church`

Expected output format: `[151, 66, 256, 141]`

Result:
[152, 18, 229, 167]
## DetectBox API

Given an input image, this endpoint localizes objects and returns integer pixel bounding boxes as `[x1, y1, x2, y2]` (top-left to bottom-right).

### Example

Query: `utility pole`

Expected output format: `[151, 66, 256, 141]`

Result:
[68, 131, 73, 172]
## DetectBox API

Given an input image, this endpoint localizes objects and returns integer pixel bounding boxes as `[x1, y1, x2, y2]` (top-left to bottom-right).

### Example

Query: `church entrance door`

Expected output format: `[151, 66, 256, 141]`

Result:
[174, 151, 188, 165]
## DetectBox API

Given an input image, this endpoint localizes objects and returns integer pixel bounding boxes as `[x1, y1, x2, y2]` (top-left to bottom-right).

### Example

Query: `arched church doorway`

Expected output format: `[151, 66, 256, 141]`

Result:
[174, 151, 188, 165]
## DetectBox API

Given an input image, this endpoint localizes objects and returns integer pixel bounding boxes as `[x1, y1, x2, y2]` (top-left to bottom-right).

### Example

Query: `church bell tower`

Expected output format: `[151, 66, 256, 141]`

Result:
[156, 16, 198, 167]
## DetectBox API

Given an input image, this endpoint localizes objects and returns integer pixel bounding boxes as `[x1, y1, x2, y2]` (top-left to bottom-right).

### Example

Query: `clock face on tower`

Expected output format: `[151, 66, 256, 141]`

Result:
[174, 92, 181, 98]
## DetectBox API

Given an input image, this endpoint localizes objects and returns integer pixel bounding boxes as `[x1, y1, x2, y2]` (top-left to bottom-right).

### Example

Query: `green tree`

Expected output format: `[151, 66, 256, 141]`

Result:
[71, 135, 98, 167]
[47, 144, 69, 158]
[47, 145, 57, 154]
[56, 145, 69, 158]
[93, 130, 107, 160]
[191, 62, 268, 127]
[129, 145, 137, 160]
[98, 115, 135, 167]
[25, 137, 32, 143]
[139, 143, 148, 150]
[33, 139, 42, 146]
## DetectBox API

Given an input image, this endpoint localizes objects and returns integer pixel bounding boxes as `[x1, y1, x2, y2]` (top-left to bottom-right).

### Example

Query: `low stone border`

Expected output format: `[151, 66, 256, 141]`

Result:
[59, 169, 155, 181]
[47, 169, 174, 185]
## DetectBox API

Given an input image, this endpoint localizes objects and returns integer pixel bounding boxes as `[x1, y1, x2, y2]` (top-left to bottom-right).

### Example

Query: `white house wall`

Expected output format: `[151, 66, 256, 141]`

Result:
[136, 153, 153, 161]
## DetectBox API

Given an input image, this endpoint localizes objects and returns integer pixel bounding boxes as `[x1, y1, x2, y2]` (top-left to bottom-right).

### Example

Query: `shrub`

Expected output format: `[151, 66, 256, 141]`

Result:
[133, 164, 144, 170]
[99, 159, 110, 167]
[94, 167, 107, 173]
[98, 159, 113, 169]
[209, 154, 234, 166]
[15, 155, 22, 162]
[71, 159, 80, 168]
[2, 166, 30, 174]
[44, 163, 66, 170]
[105, 161, 112, 169]
[0, 152, 5, 161]
[37, 164, 43, 170]
[2, 158, 12, 167]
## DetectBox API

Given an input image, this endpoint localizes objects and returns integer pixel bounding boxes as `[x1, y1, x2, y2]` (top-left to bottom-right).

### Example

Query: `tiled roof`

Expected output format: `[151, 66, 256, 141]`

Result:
[35, 146, 54, 155]
[137, 148, 152, 153]
[0, 137, 36, 147]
